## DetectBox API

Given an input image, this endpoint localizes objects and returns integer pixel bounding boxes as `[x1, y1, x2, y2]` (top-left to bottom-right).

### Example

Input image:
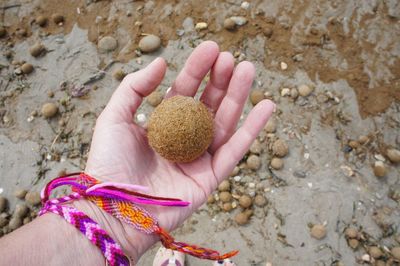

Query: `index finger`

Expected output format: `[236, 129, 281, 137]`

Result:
[166, 41, 219, 98]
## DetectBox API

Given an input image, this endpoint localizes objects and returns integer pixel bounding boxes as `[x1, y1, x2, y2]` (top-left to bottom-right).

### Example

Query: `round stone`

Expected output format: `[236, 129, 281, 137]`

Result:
[265, 118, 277, 133]
[310, 224, 327, 240]
[146, 91, 163, 107]
[25, 191, 41, 206]
[344, 227, 358, 239]
[14, 189, 28, 199]
[29, 43, 45, 57]
[369, 246, 383, 259]
[235, 212, 250, 225]
[41, 103, 58, 118]
[224, 18, 236, 30]
[298, 84, 314, 97]
[98, 36, 118, 53]
[218, 180, 230, 192]
[272, 139, 289, 157]
[249, 139, 262, 154]
[219, 192, 232, 203]
[139, 35, 161, 53]
[9, 217, 22, 230]
[387, 148, 400, 163]
[239, 195, 252, 208]
[373, 161, 386, 177]
[250, 89, 264, 106]
[113, 69, 126, 81]
[270, 157, 284, 170]
[14, 204, 29, 218]
[21, 63, 34, 74]
[254, 195, 267, 207]
[36, 15, 47, 27]
[246, 154, 261, 170]
[348, 239, 359, 249]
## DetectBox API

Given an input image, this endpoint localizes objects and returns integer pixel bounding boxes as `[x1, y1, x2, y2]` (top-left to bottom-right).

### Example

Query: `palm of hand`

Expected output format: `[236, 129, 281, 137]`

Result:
[84, 41, 274, 259]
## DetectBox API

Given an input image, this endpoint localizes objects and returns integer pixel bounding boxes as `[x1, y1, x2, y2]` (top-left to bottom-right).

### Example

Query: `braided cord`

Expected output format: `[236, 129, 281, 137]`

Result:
[40, 200, 129, 266]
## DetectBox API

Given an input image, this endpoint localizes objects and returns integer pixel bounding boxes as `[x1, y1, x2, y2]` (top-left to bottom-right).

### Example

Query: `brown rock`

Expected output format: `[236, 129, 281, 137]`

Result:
[219, 192, 232, 203]
[373, 161, 386, 177]
[358, 135, 369, 144]
[348, 239, 359, 249]
[348, 140, 360, 149]
[249, 139, 262, 154]
[223, 18, 236, 30]
[222, 202, 233, 212]
[254, 195, 267, 207]
[25, 191, 41, 206]
[298, 84, 314, 97]
[139, 35, 161, 53]
[146, 91, 163, 107]
[369, 246, 383, 259]
[218, 180, 230, 192]
[36, 15, 48, 27]
[29, 43, 45, 57]
[14, 188, 28, 199]
[272, 139, 289, 157]
[344, 227, 358, 239]
[14, 204, 29, 218]
[387, 149, 400, 163]
[391, 246, 400, 260]
[235, 212, 250, 225]
[21, 63, 34, 74]
[246, 154, 261, 170]
[310, 224, 327, 240]
[239, 195, 252, 208]
[265, 118, 277, 133]
[41, 103, 58, 118]
[207, 195, 215, 204]
[250, 89, 264, 106]
[270, 157, 284, 170]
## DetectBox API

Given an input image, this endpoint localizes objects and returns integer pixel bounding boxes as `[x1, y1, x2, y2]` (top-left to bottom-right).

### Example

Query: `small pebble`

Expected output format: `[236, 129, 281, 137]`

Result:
[345, 227, 358, 239]
[136, 113, 146, 125]
[230, 16, 248, 26]
[0, 197, 8, 212]
[139, 35, 161, 53]
[254, 195, 267, 207]
[195, 22, 208, 30]
[241, 1, 250, 9]
[358, 135, 369, 144]
[298, 84, 314, 97]
[36, 15, 47, 27]
[387, 148, 400, 163]
[290, 88, 299, 99]
[207, 195, 215, 204]
[265, 118, 277, 133]
[369, 246, 383, 259]
[272, 139, 289, 157]
[41, 103, 58, 118]
[239, 195, 252, 208]
[270, 157, 284, 170]
[113, 69, 126, 81]
[235, 212, 250, 225]
[219, 192, 232, 203]
[246, 155, 261, 170]
[222, 202, 232, 212]
[249, 139, 262, 154]
[361, 254, 370, 262]
[223, 18, 236, 30]
[280, 62, 288, 70]
[218, 180, 230, 192]
[348, 140, 360, 149]
[21, 63, 34, 74]
[14, 204, 29, 218]
[14, 189, 28, 200]
[373, 161, 386, 177]
[51, 13, 64, 24]
[29, 43, 45, 57]
[98, 36, 118, 53]
[233, 175, 241, 182]
[146, 91, 163, 107]
[310, 224, 327, 240]
[250, 89, 264, 106]
[348, 239, 359, 249]
[9, 216, 22, 230]
[25, 191, 41, 206]
[391, 246, 400, 260]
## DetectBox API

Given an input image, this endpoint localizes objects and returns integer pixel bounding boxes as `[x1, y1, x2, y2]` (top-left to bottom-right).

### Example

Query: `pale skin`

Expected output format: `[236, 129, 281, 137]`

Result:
[0, 41, 274, 265]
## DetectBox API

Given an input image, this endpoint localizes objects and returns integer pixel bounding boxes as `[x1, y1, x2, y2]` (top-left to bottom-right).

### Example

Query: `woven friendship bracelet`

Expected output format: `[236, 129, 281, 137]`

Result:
[40, 200, 129, 266]
[41, 172, 238, 261]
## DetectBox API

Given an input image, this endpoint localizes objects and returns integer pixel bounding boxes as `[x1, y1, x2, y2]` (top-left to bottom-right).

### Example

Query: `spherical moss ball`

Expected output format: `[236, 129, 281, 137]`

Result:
[147, 95, 213, 163]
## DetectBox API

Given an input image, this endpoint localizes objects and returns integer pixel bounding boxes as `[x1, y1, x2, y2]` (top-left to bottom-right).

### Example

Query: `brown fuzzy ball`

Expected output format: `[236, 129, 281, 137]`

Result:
[147, 96, 213, 163]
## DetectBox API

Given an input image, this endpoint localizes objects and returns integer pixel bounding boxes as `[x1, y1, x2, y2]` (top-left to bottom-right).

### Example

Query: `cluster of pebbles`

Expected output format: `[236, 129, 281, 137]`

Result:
[0, 190, 41, 235]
